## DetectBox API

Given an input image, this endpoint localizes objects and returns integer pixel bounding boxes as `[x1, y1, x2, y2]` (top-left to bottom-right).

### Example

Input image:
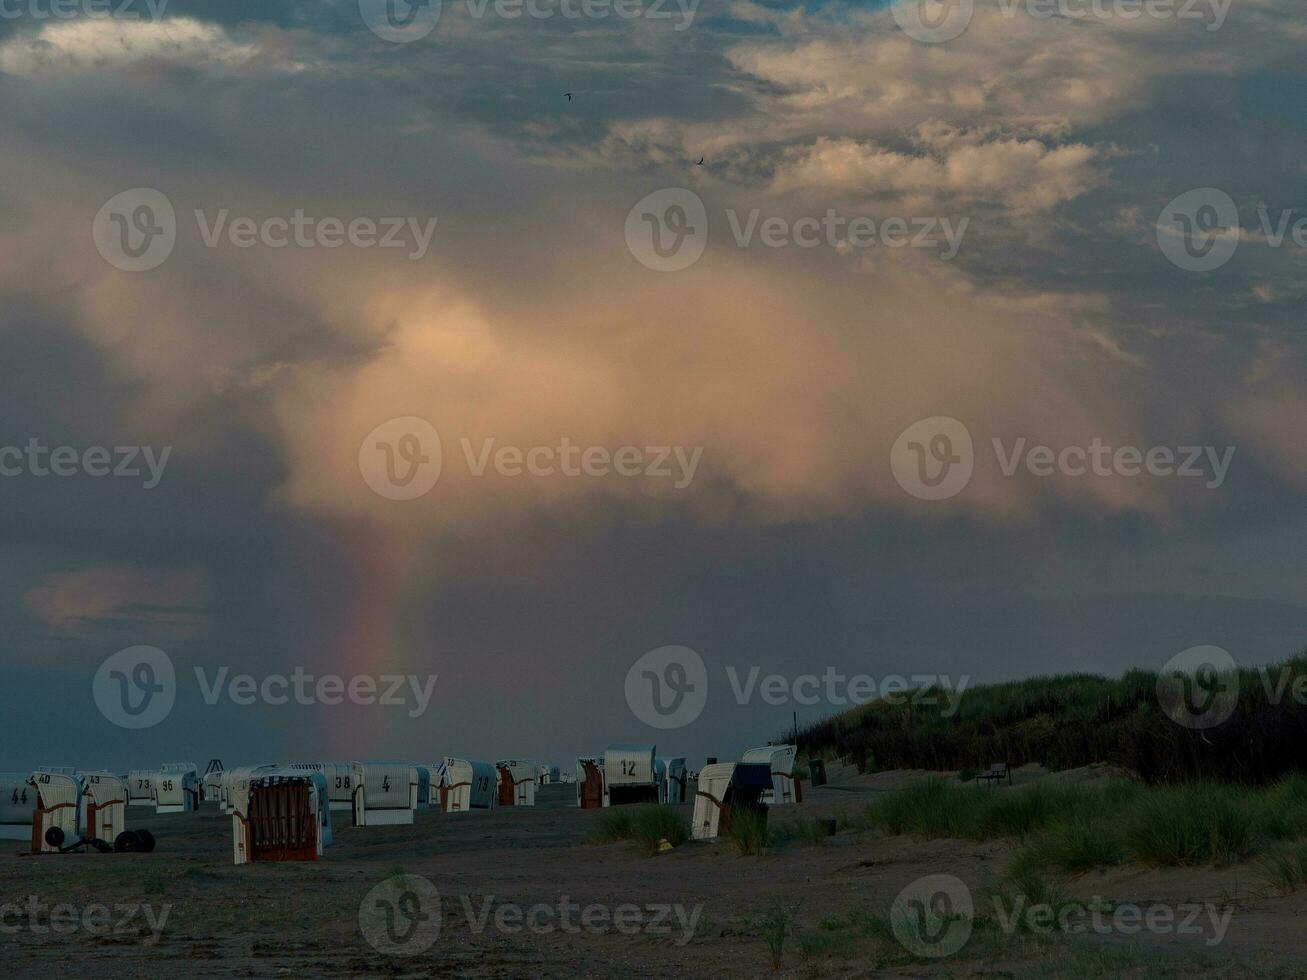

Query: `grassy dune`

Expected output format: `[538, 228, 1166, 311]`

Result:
[859, 775, 1307, 883]
[796, 649, 1307, 784]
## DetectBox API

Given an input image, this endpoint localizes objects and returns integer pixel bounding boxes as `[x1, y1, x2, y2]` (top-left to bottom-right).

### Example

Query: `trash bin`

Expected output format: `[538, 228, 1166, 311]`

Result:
[809, 759, 827, 787]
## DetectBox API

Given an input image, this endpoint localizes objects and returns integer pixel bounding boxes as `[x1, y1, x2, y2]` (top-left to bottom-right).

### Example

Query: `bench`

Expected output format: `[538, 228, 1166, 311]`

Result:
[976, 762, 1012, 787]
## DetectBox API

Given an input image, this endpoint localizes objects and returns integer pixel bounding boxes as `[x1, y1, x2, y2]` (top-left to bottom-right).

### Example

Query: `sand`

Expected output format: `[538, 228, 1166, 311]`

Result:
[4, 776, 1305, 978]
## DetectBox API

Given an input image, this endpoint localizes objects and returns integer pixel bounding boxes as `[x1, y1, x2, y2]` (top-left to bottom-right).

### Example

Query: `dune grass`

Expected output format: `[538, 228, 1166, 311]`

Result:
[754, 904, 791, 970]
[590, 807, 635, 842]
[867, 775, 1307, 871]
[1122, 783, 1255, 866]
[589, 804, 688, 855]
[770, 816, 836, 848]
[727, 807, 770, 856]
[868, 778, 1112, 841]
[1009, 812, 1128, 877]
[1259, 842, 1307, 894]
[1253, 773, 1307, 838]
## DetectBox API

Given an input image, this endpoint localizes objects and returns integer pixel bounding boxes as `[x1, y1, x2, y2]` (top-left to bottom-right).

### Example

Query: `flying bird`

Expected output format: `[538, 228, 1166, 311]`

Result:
[697, 157, 704, 165]
[565, 92, 572, 101]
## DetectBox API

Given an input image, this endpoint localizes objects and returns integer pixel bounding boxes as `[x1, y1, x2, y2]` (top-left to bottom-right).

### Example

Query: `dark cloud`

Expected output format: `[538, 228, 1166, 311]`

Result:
[1, 0, 1305, 772]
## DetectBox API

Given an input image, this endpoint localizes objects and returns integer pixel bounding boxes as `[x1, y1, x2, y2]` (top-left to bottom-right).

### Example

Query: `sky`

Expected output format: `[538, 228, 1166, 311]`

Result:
[1, 0, 1305, 774]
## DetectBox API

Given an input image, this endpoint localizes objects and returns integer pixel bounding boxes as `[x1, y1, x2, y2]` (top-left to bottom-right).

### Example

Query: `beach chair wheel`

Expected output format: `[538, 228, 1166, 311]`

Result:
[44, 826, 65, 849]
